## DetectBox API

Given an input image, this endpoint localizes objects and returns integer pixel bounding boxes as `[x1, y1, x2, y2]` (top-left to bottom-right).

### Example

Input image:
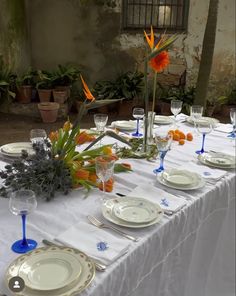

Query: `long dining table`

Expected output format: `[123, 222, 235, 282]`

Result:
[0, 119, 235, 296]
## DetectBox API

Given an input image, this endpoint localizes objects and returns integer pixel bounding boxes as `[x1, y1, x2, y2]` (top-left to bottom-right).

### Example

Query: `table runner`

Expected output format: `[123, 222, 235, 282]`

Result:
[0, 122, 235, 296]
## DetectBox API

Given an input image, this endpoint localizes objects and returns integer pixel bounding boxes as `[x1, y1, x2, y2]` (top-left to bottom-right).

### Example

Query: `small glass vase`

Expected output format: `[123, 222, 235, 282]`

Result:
[143, 111, 155, 152]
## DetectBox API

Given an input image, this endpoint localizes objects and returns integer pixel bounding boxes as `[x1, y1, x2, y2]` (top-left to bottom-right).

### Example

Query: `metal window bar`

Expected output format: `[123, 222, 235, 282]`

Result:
[122, 0, 189, 32]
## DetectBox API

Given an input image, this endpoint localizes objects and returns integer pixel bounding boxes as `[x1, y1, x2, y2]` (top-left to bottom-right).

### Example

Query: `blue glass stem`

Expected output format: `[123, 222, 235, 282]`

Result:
[136, 119, 140, 135]
[160, 151, 167, 170]
[201, 133, 206, 153]
[21, 214, 28, 246]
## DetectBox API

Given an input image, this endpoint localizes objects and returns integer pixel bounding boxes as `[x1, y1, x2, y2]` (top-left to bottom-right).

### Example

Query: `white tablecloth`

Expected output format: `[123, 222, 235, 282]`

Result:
[0, 122, 235, 296]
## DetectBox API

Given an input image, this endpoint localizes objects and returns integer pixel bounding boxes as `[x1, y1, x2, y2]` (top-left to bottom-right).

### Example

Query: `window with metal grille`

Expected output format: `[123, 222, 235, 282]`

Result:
[122, 0, 189, 32]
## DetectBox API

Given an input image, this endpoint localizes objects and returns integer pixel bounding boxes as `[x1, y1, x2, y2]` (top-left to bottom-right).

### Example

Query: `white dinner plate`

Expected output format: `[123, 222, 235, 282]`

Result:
[102, 197, 163, 228]
[18, 251, 82, 291]
[162, 169, 199, 186]
[0, 142, 34, 157]
[187, 117, 219, 126]
[5, 246, 95, 296]
[113, 197, 160, 224]
[157, 170, 205, 190]
[198, 153, 236, 169]
[113, 121, 136, 131]
[154, 115, 174, 125]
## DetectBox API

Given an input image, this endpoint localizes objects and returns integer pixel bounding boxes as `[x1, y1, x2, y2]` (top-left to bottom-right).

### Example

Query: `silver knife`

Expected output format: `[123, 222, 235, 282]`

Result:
[42, 239, 106, 272]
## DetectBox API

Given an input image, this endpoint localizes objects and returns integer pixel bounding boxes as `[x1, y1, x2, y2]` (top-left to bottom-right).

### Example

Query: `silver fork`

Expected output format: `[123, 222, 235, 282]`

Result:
[87, 215, 139, 242]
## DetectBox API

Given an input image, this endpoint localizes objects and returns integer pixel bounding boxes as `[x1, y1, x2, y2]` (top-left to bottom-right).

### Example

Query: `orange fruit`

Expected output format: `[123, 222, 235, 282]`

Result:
[175, 129, 181, 134]
[178, 131, 186, 140]
[179, 139, 185, 145]
[173, 133, 180, 141]
[187, 133, 193, 141]
[168, 130, 175, 135]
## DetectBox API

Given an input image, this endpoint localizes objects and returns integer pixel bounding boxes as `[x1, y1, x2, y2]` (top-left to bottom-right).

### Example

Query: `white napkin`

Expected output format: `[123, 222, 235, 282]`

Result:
[127, 184, 187, 213]
[56, 221, 130, 265]
[214, 124, 233, 134]
[170, 113, 189, 123]
[180, 161, 227, 181]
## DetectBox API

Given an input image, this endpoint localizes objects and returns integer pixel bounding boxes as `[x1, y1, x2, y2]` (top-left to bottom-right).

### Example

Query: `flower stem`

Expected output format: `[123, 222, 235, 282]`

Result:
[143, 56, 149, 152]
[152, 71, 157, 113]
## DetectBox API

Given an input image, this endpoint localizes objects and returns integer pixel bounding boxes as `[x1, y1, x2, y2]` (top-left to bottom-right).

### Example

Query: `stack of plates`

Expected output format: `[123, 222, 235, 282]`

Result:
[187, 117, 219, 126]
[198, 152, 235, 169]
[113, 121, 137, 131]
[157, 169, 205, 190]
[5, 246, 95, 296]
[102, 196, 163, 228]
[154, 115, 174, 125]
[0, 142, 34, 158]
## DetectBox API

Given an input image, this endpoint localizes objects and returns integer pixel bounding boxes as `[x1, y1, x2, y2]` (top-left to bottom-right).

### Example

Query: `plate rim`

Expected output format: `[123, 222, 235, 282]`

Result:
[18, 250, 82, 291]
[5, 246, 95, 296]
[0, 142, 34, 156]
[154, 115, 173, 124]
[162, 169, 198, 186]
[187, 116, 219, 125]
[102, 196, 163, 228]
[198, 153, 235, 169]
[113, 196, 160, 224]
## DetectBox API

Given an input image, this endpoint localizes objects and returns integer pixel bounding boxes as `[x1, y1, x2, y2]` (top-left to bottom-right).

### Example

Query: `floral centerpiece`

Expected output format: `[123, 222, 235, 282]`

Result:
[142, 27, 177, 151]
[0, 76, 131, 201]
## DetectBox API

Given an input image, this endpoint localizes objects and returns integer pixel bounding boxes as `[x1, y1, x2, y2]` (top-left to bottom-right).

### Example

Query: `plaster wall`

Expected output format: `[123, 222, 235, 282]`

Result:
[27, 0, 235, 96]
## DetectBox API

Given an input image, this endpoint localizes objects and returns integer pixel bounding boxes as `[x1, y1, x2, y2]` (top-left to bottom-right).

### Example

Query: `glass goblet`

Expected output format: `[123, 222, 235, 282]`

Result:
[94, 114, 108, 134]
[95, 155, 115, 203]
[228, 108, 236, 138]
[30, 129, 47, 144]
[132, 107, 144, 137]
[9, 189, 37, 253]
[195, 121, 213, 154]
[190, 105, 203, 134]
[153, 132, 173, 174]
[171, 100, 183, 128]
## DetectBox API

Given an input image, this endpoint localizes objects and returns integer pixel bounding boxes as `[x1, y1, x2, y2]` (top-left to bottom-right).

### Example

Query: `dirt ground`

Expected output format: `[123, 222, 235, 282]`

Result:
[0, 112, 230, 146]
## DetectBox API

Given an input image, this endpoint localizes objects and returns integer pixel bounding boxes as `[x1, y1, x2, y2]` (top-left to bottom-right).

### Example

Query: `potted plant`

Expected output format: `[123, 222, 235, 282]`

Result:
[36, 70, 53, 102]
[206, 95, 228, 117]
[52, 64, 80, 103]
[16, 70, 36, 104]
[221, 87, 236, 117]
[38, 102, 60, 123]
[0, 60, 16, 107]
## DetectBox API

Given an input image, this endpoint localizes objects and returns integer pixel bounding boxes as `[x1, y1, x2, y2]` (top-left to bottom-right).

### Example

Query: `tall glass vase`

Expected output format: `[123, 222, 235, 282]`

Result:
[143, 111, 155, 152]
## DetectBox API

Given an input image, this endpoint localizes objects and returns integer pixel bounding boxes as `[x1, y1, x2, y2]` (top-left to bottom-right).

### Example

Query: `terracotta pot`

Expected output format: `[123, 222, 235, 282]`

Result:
[55, 85, 71, 98]
[16, 85, 32, 103]
[118, 100, 134, 117]
[53, 89, 67, 104]
[38, 89, 52, 102]
[38, 102, 60, 123]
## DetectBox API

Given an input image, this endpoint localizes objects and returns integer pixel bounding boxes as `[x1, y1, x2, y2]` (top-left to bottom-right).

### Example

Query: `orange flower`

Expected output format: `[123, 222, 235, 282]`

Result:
[102, 146, 113, 155]
[120, 163, 132, 170]
[63, 119, 72, 132]
[98, 178, 114, 192]
[49, 131, 58, 142]
[149, 51, 169, 73]
[144, 26, 155, 49]
[80, 75, 95, 101]
[75, 131, 95, 145]
[75, 169, 89, 180]
[88, 173, 97, 183]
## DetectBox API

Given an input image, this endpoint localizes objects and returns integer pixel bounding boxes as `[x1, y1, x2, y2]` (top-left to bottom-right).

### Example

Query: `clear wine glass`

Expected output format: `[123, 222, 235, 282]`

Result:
[171, 100, 183, 127]
[195, 121, 213, 154]
[190, 105, 203, 134]
[9, 189, 37, 253]
[153, 132, 173, 174]
[94, 114, 108, 134]
[228, 108, 236, 138]
[95, 156, 115, 203]
[132, 108, 144, 137]
[30, 129, 47, 144]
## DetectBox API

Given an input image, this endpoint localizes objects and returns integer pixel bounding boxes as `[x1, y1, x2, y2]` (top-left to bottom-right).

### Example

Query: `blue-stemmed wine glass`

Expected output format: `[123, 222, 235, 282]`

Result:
[195, 121, 213, 154]
[153, 132, 173, 174]
[228, 108, 236, 138]
[9, 189, 37, 253]
[132, 108, 144, 137]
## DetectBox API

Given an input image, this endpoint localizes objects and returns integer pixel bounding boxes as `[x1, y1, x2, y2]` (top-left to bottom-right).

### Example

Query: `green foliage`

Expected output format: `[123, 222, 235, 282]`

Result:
[207, 95, 228, 107]
[36, 70, 54, 89]
[0, 57, 16, 100]
[16, 69, 37, 87]
[226, 87, 236, 105]
[94, 71, 144, 101]
[51, 64, 80, 87]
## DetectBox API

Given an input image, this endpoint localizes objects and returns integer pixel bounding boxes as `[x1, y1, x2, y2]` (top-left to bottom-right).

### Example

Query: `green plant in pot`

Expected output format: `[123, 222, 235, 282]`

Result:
[0, 60, 16, 106]
[52, 64, 80, 103]
[36, 70, 54, 102]
[221, 87, 236, 117]
[16, 69, 36, 104]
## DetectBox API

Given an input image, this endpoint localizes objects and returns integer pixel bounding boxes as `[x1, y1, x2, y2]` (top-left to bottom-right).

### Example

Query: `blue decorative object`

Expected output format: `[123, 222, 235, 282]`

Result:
[97, 241, 109, 251]
[204, 171, 211, 176]
[161, 198, 169, 207]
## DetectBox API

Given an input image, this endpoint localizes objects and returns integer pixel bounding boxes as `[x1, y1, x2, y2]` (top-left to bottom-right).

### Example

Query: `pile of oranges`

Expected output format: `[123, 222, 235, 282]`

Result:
[168, 129, 193, 145]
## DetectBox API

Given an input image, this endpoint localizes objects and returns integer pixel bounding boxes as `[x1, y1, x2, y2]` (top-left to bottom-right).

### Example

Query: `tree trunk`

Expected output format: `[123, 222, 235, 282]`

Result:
[194, 0, 219, 109]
